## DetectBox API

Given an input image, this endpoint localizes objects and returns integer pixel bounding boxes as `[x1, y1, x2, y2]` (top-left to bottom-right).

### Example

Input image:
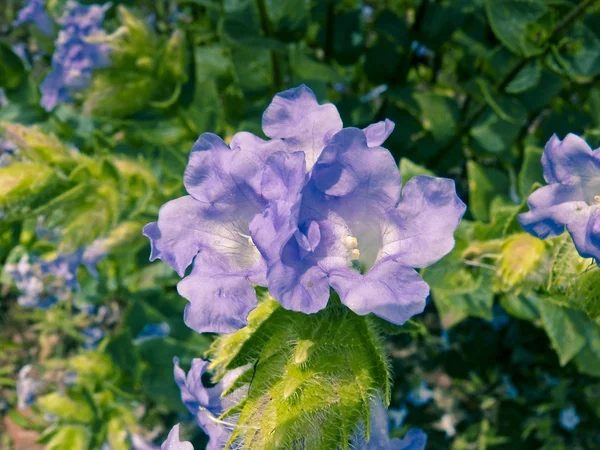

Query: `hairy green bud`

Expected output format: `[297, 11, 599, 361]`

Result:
[208, 295, 390, 450]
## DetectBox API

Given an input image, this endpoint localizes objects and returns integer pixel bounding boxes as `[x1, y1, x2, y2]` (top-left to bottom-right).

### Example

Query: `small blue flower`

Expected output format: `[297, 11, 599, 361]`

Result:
[6, 252, 82, 309]
[16, 365, 45, 410]
[356, 399, 427, 450]
[81, 326, 104, 349]
[135, 323, 170, 344]
[40, 2, 111, 111]
[360, 84, 388, 102]
[63, 371, 78, 386]
[519, 134, 600, 260]
[407, 381, 434, 407]
[388, 405, 408, 429]
[559, 407, 580, 431]
[13, 0, 54, 36]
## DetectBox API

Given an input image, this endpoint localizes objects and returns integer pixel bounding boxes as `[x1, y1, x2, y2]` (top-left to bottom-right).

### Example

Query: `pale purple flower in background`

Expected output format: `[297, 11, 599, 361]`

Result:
[81, 326, 104, 349]
[435, 413, 457, 438]
[360, 84, 388, 102]
[559, 407, 580, 431]
[13, 0, 54, 36]
[135, 323, 170, 344]
[353, 399, 427, 450]
[17, 365, 46, 410]
[407, 381, 434, 407]
[173, 358, 248, 450]
[131, 434, 161, 450]
[161, 425, 194, 450]
[5, 252, 81, 309]
[519, 134, 600, 260]
[388, 406, 408, 429]
[40, 2, 111, 111]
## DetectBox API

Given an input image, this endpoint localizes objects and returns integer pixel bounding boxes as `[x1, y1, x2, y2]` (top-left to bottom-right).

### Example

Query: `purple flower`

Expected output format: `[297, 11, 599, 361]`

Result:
[406, 381, 434, 407]
[518, 134, 600, 260]
[81, 326, 104, 349]
[5, 253, 81, 309]
[135, 322, 170, 344]
[160, 425, 194, 450]
[354, 399, 427, 450]
[13, 0, 54, 36]
[143, 128, 308, 334]
[17, 365, 46, 410]
[40, 2, 111, 111]
[252, 128, 465, 325]
[173, 358, 247, 450]
[559, 407, 580, 431]
[145, 85, 465, 332]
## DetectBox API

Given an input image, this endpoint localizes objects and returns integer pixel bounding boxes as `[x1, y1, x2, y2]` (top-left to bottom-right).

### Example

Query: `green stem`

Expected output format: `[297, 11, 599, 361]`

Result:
[430, 0, 597, 169]
[255, 0, 283, 92]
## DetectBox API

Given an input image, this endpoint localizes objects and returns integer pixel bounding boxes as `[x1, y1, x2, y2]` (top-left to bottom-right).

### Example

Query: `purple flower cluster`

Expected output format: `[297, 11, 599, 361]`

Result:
[144, 85, 465, 333]
[5, 253, 81, 308]
[40, 2, 111, 111]
[13, 0, 54, 36]
[518, 134, 600, 260]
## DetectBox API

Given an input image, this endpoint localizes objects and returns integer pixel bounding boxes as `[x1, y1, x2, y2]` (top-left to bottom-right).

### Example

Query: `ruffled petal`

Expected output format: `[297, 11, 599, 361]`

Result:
[143, 195, 263, 277]
[363, 119, 395, 148]
[517, 183, 587, 239]
[329, 260, 429, 325]
[265, 238, 331, 313]
[260, 151, 307, 203]
[391, 429, 427, 450]
[262, 85, 343, 170]
[565, 208, 600, 260]
[542, 134, 600, 184]
[178, 251, 258, 334]
[312, 128, 400, 208]
[183, 133, 264, 211]
[160, 424, 194, 450]
[384, 176, 466, 268]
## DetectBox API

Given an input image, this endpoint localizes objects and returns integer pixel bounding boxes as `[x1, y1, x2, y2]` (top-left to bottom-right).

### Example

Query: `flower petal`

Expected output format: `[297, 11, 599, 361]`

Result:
[161, 424, 194, 450]
[542, 133, 600, 184]
[363, 119, 395, 148]
[517, 183, 587, 239]
[262, 85, 343, 170]
[312, 128, 400, 209]
[178, 251, 258, 334]
[143, 195, 263, 277]
[384, 176, 466, 268]
[329, 259, 429, 325]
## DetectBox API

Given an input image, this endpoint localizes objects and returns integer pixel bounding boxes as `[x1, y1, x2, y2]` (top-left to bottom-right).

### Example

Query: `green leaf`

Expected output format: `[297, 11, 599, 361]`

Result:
[0, 42, 26, 90]
[265, 0, 309, 42]
[550, 22, 600, 78]
[431, 273, 495, 329]
[518, 146, 544, 197]
[37, 392, 95, 423]
[0, 164, 60, 218]
[505, 60, 542, 94]
[399, 158, 434, 185]
[500, 293, 540, 322]
[467, 161, 510, 222]
[210, 297, 389, 450]
[45, 425, 89, 450]
[413, 93, 460, 145]
[485, 0, 549, 57]
[106, 331, 140, 383]
[538, 299, 586, 366]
